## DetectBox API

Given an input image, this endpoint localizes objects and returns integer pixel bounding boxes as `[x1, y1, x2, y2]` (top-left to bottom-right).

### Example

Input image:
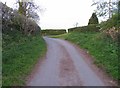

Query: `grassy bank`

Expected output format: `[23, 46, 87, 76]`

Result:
[2, 33, 46, 86]
[53, 32, 118, 80]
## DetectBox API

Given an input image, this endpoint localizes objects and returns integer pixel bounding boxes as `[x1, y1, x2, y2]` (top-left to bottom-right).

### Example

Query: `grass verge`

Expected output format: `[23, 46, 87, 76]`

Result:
[2, 34, 46, 86]
[53, 32, 118, 81]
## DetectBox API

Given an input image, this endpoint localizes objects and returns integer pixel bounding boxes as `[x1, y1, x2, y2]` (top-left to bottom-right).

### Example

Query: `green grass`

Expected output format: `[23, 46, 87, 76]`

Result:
[53, 32, 118, 80]
[2, 34, 46, 86]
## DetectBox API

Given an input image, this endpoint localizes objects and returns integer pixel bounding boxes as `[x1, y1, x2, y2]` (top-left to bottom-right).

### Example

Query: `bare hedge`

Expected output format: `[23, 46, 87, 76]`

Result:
[1, 2, 41, 36]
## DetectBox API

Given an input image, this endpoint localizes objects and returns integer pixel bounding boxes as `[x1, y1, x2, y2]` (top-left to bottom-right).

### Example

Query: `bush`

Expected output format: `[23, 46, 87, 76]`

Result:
[100, 13, 120, 31]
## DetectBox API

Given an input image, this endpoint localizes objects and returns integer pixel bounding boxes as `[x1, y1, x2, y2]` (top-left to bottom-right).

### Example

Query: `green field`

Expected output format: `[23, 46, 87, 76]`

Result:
[53, 32, 118, 81]
[2, 34, 46, 86]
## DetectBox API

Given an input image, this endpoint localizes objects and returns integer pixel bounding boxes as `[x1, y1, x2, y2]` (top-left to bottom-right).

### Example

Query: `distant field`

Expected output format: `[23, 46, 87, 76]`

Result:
[53, 32, 118, 81]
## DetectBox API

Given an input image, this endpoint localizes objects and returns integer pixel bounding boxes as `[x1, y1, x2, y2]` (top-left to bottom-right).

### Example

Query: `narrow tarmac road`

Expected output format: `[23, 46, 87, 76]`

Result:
[27, 37, 111, 86]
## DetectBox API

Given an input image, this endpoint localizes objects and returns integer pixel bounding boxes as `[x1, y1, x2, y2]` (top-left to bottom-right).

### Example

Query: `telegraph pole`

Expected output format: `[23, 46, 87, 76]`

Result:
[109, 0, 111, 18]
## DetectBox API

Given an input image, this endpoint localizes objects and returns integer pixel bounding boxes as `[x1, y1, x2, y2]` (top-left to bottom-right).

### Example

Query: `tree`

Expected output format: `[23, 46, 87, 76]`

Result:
[92, 0, 118, 19]
[16, 0, 41, 34]
[18, 1, 26, 16]
[88, 13, 99, 25]
[75, 22, 78, 27]
[17, 0, 40, 22]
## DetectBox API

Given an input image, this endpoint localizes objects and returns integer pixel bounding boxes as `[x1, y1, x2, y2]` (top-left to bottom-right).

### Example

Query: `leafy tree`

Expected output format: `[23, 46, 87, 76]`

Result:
[88, 13, 99, 25]
[99, 13, 120, 32]
[92, 0, 118, 19]
[99, 1, 120, 30]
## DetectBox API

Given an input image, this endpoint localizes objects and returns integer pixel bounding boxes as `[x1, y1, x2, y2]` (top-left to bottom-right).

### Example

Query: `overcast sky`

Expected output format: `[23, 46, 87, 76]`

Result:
[1, 0, 96, 29]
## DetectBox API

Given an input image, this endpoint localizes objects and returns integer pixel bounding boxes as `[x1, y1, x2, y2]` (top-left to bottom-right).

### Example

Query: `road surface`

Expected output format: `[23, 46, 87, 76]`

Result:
[27, 37, 112, 86]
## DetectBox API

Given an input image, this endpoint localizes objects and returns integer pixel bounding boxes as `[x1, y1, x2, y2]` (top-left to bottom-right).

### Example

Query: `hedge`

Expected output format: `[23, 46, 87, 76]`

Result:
[2, 2, 41, 36]
[41, 29, 66, 35]
[68, 24, 100, 33]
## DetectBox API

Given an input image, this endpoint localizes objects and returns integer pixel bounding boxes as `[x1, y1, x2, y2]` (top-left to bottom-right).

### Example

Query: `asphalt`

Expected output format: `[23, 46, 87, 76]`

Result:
[27, 37, 109, 86]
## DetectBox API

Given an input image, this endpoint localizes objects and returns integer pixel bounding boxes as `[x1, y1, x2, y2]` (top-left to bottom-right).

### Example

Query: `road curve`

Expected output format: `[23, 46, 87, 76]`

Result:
[27, 37, 109, 86]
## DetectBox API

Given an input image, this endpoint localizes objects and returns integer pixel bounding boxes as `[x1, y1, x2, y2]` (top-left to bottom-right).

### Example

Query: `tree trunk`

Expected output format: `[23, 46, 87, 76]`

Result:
[18, 1, 26, 16]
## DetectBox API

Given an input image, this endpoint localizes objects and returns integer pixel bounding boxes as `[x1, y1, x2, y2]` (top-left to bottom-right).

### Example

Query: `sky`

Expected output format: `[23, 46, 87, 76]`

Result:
[1, 0, 96, 29]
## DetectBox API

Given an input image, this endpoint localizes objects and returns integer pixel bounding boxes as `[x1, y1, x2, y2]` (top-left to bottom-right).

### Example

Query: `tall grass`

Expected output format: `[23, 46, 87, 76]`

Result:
[2, 33, 46, 86]
[54, 32, 118, 81]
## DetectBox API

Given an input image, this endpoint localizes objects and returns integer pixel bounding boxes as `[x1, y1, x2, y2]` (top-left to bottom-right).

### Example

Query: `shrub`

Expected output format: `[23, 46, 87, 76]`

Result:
[100, 13, 120, 31]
